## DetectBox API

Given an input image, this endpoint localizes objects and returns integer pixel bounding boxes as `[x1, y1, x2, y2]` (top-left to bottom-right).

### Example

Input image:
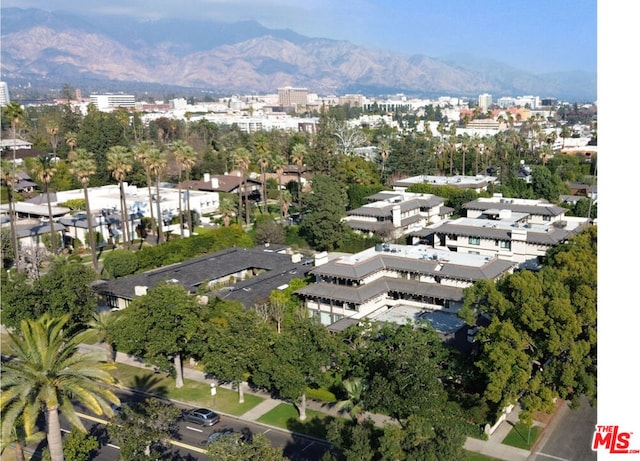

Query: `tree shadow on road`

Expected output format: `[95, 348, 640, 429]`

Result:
[131, 373, 169, 397]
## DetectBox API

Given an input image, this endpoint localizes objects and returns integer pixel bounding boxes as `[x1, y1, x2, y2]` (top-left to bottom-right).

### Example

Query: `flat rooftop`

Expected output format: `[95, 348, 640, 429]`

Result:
[339, 243, 498, 268]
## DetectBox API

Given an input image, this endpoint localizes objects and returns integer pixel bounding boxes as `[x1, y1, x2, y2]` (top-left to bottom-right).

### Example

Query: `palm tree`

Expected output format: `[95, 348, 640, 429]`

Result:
[147, 148, 167, 244]
[134, 141, 158, 242]
[86, 310, 123, 362]
[378, 138, 390, 183]
[291, 143, 306, 213]
[0, 313, 120, 461]
[271, 154, 286, 221]
[106, 146, 134, 246]
[32, 156, 58, 254]
[4, 102, 25, 165]
[45, 121, 59, 157]
[232, 147, 252, 227]
[65, 131, 78, 155]
[68, 148, 99, 271]
[171, 141, 198, 237]
[336, 377, 368, 423]
[281, 189, 292, 220]
[255, 136, 271, 213]
[218, 194, 237, 227]
[1, 159, 20, 267]
[3, 103, 25, 265]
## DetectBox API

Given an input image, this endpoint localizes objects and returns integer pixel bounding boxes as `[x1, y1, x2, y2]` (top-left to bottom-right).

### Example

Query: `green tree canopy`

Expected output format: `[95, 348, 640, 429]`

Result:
[299, 175, 349, 251]
[113, 281, 205, 388]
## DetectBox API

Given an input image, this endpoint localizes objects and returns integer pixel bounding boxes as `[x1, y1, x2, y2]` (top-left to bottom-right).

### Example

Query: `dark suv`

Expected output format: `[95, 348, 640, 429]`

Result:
[183, 408, 221, 426]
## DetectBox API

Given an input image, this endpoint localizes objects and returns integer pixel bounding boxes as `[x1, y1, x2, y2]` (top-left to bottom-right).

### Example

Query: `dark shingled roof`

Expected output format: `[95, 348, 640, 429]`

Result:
[463, 199, 567, 217]
[296, 276, 465, 304]
[96, 245, 307, 304]
[308, 253, 516, 283]
[416, 221, 589, 246]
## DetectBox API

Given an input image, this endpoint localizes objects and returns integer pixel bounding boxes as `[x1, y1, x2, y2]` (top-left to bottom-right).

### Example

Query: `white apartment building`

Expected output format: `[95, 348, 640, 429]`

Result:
[52, 184, 219, 244]
[478, 93, 493, 112]
[0, 81, 10, 106]
[90, 94, 136, 111]
[409, 195, 591, 269]
[296, 243, 517, 327]
[344, 191, 451, 240]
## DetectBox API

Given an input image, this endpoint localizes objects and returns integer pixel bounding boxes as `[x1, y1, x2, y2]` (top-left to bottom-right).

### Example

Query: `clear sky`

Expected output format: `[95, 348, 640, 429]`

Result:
[3, 0, 596, 74]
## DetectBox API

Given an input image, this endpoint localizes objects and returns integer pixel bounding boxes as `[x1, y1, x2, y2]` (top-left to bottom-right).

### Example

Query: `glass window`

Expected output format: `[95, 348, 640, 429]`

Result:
[468, 236, 480, 245]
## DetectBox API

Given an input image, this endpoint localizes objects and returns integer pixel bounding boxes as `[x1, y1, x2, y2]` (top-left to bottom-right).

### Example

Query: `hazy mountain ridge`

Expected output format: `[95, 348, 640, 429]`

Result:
[0, 7, 596, 101]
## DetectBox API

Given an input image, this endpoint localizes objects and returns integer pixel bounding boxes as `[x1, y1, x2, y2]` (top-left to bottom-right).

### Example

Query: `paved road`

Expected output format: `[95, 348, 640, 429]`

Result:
[529, 395, 597, 461]
[63, 391, 331, 461]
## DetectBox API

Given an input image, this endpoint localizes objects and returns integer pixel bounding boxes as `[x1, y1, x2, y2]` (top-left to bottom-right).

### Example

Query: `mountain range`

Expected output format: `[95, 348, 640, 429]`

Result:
[0, 7, 597, 101]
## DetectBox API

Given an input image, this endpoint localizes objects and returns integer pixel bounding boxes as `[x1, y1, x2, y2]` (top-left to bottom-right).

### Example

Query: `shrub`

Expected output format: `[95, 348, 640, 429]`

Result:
[103, 250, 139, 278]
[306, 387, 337, 403]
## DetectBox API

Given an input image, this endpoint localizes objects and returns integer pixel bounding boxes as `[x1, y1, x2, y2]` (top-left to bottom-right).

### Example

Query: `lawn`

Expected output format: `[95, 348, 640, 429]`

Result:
[111, 363, 264, 416]
[257, 402, 342, 440]
[502, 422, 543, 450]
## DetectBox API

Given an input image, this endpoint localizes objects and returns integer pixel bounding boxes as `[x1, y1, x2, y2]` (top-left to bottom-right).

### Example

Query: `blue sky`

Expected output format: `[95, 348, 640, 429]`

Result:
[4, 0, 597, 74]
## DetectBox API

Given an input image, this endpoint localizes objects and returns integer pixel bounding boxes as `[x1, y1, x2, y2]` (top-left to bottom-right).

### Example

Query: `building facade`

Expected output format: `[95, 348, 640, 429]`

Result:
[296, 244, 517, 327]
[408, 195, 591, 269]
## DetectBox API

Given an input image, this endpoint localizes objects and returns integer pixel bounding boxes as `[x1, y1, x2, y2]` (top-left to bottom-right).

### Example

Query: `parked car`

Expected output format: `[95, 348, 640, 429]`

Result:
[183, 408, 221, 426]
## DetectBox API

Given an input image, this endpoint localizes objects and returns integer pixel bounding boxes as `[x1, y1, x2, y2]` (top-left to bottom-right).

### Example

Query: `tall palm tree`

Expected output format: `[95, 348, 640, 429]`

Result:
[32, 156, 58, 254]
[134, 141, 157, 241]
[4, 102, 25, 165]
[232, 147, 251, 228]
[1, 159, 19, 268]
[291, 143, 306, 213]
[106, 146, 134, 245]
[255, 138, 270, 213]
[45, 121, 59, 157]
[378, 138, 390, 183]
[0, 314, 120, 461]
[171, 141, 198, 237]
[281, 189, 292, 221]
[3, 103, 25, 264]
[69, 148, 99, 271]
[65, 131, 78, 155]
[146, 148, 167, 244]
[271, 154, 286, 221]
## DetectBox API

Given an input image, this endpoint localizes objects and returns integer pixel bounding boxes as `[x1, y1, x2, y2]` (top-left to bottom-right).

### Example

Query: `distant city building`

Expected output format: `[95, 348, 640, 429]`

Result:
[278, 87, 308, 108]
[478, 93, 493, 112]
[89, 94, 136, 111]
[0, 81, 10, 106]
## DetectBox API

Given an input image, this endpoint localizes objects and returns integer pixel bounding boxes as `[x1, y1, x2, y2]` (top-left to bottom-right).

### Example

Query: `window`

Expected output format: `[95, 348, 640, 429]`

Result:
[468, 236, 480, 245]
[499, 240, 511, 249]
[543, 215, 551, 222]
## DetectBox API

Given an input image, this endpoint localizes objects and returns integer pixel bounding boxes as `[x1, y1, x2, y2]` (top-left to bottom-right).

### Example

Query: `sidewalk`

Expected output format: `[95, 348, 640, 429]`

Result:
[101, 345, 550, 461]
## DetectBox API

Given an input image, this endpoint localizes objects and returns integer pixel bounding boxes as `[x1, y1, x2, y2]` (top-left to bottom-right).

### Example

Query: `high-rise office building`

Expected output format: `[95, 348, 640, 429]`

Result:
[278, 87, 308, 108]
[478, 93, 493, 112]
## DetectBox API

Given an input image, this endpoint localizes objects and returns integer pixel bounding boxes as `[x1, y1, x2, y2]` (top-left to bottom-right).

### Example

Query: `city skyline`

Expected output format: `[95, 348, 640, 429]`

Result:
[3, 0, 597, 74]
